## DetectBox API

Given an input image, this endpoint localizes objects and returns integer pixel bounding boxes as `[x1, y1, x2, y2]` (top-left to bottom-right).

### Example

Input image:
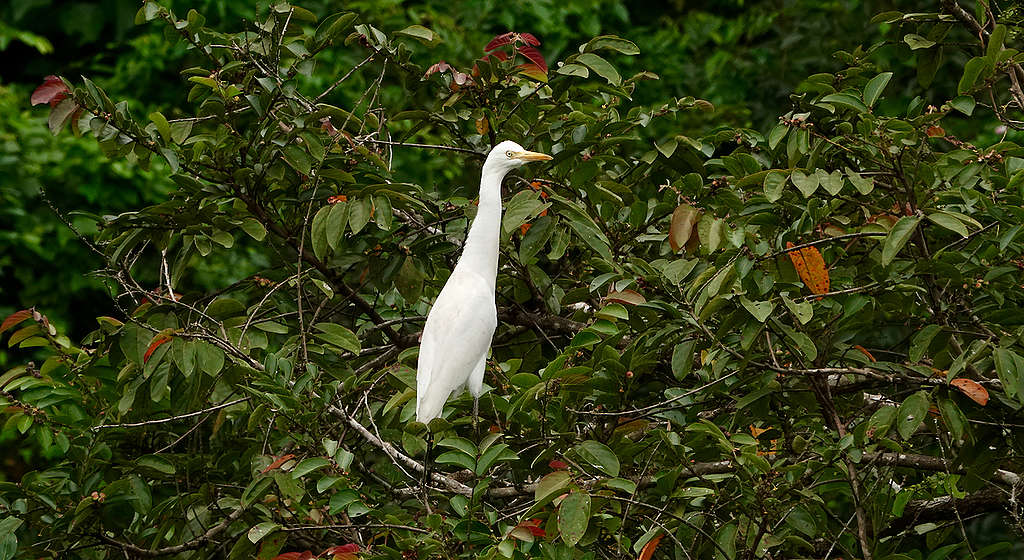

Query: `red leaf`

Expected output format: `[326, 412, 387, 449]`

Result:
[485, 32, 516, 51]
[143, 335, 172, 363]
[31, 76, 69, 108]
[951, 378, 989, 406]
[516, 45, 547, 74]
[548, 459, 568, 469]
[605, 289, 646, 305]
[926, 125, 945, 137]
[328, 195, 348, 204]
[519, 32, 541, 46]
[323, 543, 359, 560]
[637, 532, 663, 560]
[272, 552, 314, 560]
[262, 453, 296, 473]
[0, 310, 32, 335]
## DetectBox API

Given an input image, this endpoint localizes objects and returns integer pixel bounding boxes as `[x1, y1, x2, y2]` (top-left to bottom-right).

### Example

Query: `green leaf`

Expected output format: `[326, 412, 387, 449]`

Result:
[348, 198, 372, 235]
[557, 491, 591, 547]
[987, 24, 1007, 59]
[866, 406, 896, 439]
[994, 348, 1020, 400]
[903, 34, 936, 49]
[326, 201, 349, 252]
[820, 92, 868, 113]
[845, 168, 874, 194]
[740, 297, 774, 323]
[584, 35, 640, 55]
[197, 342, 225, 375]
[534, 470, 571, 503]
[958, 56, 986, 95]
[291, 457, 330, 479]
[241, 218, 267, 242]
[576, 53, 621, 86]
[313, 323, 360, 354]
[0, 517, 23, 541]
[897, 391, 929, 439]
[311, 205, 331, 261]
[149, 111, 171, 142]
[881, 215, 921, 266]
[791, 170, 819, 197]
[910, 325, 942, 363]
[395, 25, 440, 45]
[863, 72, 893, 107]
[782, 295, 813, 324]
[927, 212, 967, 237]
[786, 506, 817, 537]
[247, 521, 280, 543]
[575, 440, 620, 477]
[671, 340, 696, 380]
[950, 95, 975, 116]
[763, 170, 787, 202]
[395, 257, 424, 303]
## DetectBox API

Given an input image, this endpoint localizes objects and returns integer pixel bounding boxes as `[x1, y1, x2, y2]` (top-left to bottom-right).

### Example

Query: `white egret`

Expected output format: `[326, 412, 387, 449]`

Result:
[416, 140, 552, 424]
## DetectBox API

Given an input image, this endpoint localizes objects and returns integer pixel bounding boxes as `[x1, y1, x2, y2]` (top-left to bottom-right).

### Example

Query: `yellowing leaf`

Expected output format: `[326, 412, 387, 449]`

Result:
[785, 242, 830, 297]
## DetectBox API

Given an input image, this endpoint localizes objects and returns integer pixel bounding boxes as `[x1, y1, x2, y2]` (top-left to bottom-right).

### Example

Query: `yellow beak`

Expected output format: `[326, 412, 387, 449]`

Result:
[511, 150, 553, 162]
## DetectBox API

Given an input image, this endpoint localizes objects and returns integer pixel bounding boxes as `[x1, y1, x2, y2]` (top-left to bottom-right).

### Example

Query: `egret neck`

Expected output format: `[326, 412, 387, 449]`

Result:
[456, 161, 506, 290]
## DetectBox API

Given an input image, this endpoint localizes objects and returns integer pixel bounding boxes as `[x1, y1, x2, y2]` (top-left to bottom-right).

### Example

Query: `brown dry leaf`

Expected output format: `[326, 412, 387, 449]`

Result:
[475, 116, 489, 135]
[669, 204, 701, 252]
[951, 378, 989, 406]
[786, 242, 830, 296]
[606, 289, 646, 305]
[637, 532, 663, 560]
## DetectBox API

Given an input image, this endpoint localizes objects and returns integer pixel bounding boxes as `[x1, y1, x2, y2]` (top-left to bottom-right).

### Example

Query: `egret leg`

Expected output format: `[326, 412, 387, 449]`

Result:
[421, 431, 433, 513]
[472, 397, 479, 440]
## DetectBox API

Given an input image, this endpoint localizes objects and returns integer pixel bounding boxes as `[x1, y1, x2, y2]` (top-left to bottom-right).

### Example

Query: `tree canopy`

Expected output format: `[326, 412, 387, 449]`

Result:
[3, 1, 1024, 560]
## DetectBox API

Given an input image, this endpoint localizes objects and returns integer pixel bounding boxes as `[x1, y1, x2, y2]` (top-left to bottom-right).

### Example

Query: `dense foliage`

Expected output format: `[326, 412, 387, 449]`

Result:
[3, 1, 1024, 559]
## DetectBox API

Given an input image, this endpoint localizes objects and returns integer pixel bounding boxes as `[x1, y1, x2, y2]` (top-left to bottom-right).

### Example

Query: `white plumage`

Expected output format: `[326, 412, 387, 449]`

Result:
[415, 140, 551, 423]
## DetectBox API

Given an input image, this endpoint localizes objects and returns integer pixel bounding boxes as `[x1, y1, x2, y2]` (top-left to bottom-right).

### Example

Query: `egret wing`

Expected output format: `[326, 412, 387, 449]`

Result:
[416, 270, 497, 421]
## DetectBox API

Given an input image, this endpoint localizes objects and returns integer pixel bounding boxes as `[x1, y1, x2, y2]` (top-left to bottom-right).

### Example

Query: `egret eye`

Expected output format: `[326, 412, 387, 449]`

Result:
[505, 150, 514, 158]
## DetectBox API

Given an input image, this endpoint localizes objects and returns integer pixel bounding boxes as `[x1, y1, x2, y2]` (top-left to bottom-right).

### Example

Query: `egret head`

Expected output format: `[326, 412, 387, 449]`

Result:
[484, 140, 552, 175]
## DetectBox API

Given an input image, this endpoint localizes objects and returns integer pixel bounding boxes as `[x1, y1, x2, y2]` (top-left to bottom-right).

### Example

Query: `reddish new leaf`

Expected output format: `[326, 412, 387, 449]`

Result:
[548, 459, 568, 470]
[785, 242, 830, 297]
[143, 335, 172, 363]
[519, 32, 541, 46]
[950, 378, 989, 406]
[481, 50, 509, 63]
[485, 32, 516, 51]
[31, 76, 69, 107]
[605, 289, 646, 305]
[0, 310, 32, 335]
[637, 532, 663, 560]
[323, 543, 359, 560]
[516, 45, 548, 74]
[262, 453, 296, 473]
